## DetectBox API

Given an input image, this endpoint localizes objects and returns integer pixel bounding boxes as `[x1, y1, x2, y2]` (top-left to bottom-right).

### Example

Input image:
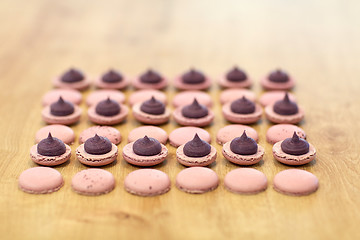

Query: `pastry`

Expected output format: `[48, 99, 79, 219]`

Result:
[173, 99, 214, 127]
[174, 68, 211, 90]
[88, 97, 128, 125]
[218, 66, 252, 88]
[94, 69, 129, 89]
[42, 97, 82, 125]
[132, 96, 171, 125]
[222, 96, 263, 124]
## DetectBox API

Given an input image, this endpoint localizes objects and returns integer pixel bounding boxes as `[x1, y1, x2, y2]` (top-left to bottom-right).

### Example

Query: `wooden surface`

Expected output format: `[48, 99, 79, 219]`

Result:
[0, 0, 359, 239]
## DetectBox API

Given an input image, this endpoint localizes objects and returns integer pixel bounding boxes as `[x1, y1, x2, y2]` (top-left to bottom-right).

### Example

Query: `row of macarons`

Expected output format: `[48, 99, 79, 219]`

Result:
[18, 166, 319, 197]
[41, 91, 303, 127]
[52, 67, 296, 91]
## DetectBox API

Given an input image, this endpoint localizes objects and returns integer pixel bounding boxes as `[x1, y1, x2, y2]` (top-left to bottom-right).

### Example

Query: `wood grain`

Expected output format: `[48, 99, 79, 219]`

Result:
[0, 0, 360, 239]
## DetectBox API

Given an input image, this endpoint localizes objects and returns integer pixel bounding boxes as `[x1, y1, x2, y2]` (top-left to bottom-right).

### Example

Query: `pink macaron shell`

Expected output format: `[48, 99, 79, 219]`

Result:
[86, 90, 126, 107]
[176, 144, 217, 167]
[128, 90, 167, 107]
[222, 103, 263, 124]
[132, 103, 171, 125]
[173, 75, 212, 91]
[42, 89, 82, 106]
[260, 77, 296, 91]
[273, 169, 319, 196]
[124, 169, 171, 196]
[35, 124, 75, 145]
[53, 77, 91, 91]
[266, 124, 306, 144]
[94, 77, 130, 90]
[172, 91, 213, 108]
[79, 126, 122, 145]
[216, 125, 259, 145]
[19, 167, 64, 194]
[173, 107, 214, 127]
[169, 127, 211, 147]
[272, 140, 316, 166]
[71, 169, 115, 196]
[265, 105, 305, 124]
[87, 104, 128, 125]
[122, 142, 168, 166]
[30, 144, 71, 166]
[176, 167, 219, 194]
[42, 105, 82, 125]
[76, 143, 118, 166]
[218, 75, 253, 88]
[128, 126, 168, 144]
[220, 89, 256, 105]
[222, 142, 264, 166]
[224, 168, 268, 194]
[132, 77, 168, 90]
[259, 91, 296, 107]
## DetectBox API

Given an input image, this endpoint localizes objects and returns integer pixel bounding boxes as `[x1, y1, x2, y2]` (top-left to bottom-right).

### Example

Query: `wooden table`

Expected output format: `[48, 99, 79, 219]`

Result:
[1, 0, 359, 239]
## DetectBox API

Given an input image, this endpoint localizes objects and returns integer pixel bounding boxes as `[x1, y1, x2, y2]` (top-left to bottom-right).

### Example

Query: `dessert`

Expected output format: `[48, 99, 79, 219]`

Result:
[224, 168, 268, 194]
[219, 88, 256, 105]
[41, 97, 82, 125]
[128, 126, 168, 144]
[266, 124, 306, 144]
[261, 69, 295, 90]
[174, 68, 211, 90]
[86, 89, 125, 107]
[53, 68, 90, 91]
[35, 124, 75, 145]
[172, 90, 213, 108]
[222, 96, 263, 124]
[42, 89, 82, 106]
[259, 91, 296, 107]
[132, 96, 171, 125]
[216, 124, 259, 145]
[169, 127, 211, 147]
[94, 69, 129, 89]
[176, 167, 219, 194]
[133, 69, 168, 90]
[79, 126, 121, 145]
[128, 89, 167, 107]
[173, 99, 214, 127]
[219, 66, 252, 88]
[88, 97, 128, 125]
[71, 169, 115, 196]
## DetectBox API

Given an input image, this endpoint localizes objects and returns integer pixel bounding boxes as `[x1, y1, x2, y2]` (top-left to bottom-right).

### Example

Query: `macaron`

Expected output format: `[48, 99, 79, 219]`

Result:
[71, 169, 115, 196]
[132, 96, 171, 125]
[224, 168, 268, 194]
[222, 96, 263, 124]
[176, 167, 219, 194]
[133, 69, 168, 90]
[86, 89, 126, 107]
[176, 134, 217, 167]
[220, 89, 256, 105]
[79, 126, 122, 145]
[218, 66, 252, 88]
[260, 69, 295, 90]
[266, 124, 306, 144]
[76, 134, 118, 166]
[259, 91, 296, 107]
[169, 127, 211, 147]
[222, 131, 264, 165]
[19, 167, 64, 194]
[272, 132, 316, 165]
[124, 169, 171, 196]
[265, 93, 304, 124]
[35, 124, 75, 145]
[88, 97, 128, 125]
[94, 69, 130, 90]
[122, 136, 168, 166]
[128, 89, 167, 107]
[216, 124, 259, 145]
[273, 169, 319, 196]
[128, 126, 168, 144]
[30, 133, 71, 166]
[173, 99, 214, 127]
[53, 68, 90, 91]
[42, 89, 82, 106]
[42, 97, 82, 125]
[172, 91, 213, 108]
[174, 68, 211, 90]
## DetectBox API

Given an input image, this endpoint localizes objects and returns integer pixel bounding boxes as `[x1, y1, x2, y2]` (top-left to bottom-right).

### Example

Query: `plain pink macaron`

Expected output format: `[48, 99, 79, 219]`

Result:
[172, 91, 213, 108]
[35, 124, 75, 145]
[18, 167, 64, 194]
[259, 91, 296, 107]
[273, 169, 319, 196]
[216, 124, 259, 145]
[169, 127, 211, 147]
[86, 90, 126, 107]
[220, 89, 256, 105]
[127, 126, 168, 144]
[266, 124, 306, 144]
[176, 167, 219, 194]
[79, 126, 122, 145]
[42, 89, 82, 106]
[71, 169, 115, 196]
[224, 168, 268, 194]
[124, 169, 171, 197]
[128, 89, 167, 107]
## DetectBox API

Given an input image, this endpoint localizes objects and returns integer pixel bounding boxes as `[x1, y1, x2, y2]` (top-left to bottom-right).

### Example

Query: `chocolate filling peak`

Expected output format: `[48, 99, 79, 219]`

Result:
[84, 134, 112, 155]
[230, 131, 258, 155]
[140, 96, 165, 115]
[61, 68, 84, 83]
[273, 93, 298, 115]
[50, 96, 75, 116]
[268, 69, 289, 83]
[95, 97, 121, 116]
[140, 69, 162, 84]
[230, 96, 256, 114]
[281, 132, 309, 156]
[37, 133, 66, 156]
[102, 69, 123, 83]
[226, 66, 247, 82]
[183, 133, 211, 157]
[181, 68, 205, 84]
[133, 135, 162, 156]
[181, 98, 209, 119]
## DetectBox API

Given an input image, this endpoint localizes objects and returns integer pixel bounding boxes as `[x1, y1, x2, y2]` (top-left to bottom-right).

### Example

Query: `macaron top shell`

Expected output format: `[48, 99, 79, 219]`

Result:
[129, 89, 167, 106]
[176, 167, 219, 194]
[169, 127, 211, 147]
[266, 124, 306, 144]
[35, 124, 75, 145]
[224, 168, 268, 194]
[71, 169, 115, 196]
[216, 124, 259, 145]
[172, 91, 213, 108]
[79, 126, 122, 145]
[128, 126, 168, 144]
[86, 90, 125, 107]
[42, 89, 82, 106]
